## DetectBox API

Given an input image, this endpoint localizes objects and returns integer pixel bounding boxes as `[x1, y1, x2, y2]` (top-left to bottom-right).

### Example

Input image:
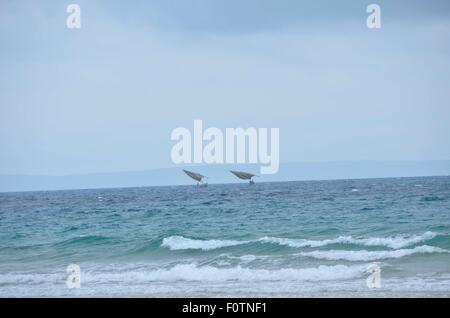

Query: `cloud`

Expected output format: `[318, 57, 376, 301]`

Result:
[0, 0, 449, 174]
[99, 0, 450, 34]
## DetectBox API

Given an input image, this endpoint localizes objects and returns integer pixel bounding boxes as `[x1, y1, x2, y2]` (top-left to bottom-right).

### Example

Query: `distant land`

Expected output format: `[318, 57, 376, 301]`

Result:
[0, 160, 449, 192]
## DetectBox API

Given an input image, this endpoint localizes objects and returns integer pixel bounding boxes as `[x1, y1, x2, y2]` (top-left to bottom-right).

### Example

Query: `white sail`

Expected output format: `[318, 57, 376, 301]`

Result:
[183, 170, 206, 182]
[230, 170, 255, 180]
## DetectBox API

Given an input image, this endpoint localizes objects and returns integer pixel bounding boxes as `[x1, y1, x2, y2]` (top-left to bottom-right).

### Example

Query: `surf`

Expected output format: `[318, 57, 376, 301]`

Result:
[160, 232, 438, 251]
[296, 245, 447, 261]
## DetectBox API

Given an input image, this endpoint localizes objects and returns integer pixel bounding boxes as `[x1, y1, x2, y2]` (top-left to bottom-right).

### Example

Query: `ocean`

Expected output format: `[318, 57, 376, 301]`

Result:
[0, 176, 449, 297]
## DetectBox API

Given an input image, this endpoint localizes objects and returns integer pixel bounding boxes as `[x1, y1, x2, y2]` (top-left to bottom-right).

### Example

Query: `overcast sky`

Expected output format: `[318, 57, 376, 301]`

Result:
[1, 0, 449, 175]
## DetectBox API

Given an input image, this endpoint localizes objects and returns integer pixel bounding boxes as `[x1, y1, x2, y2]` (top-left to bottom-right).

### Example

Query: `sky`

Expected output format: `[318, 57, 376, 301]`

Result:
[1, 0, 450, 176]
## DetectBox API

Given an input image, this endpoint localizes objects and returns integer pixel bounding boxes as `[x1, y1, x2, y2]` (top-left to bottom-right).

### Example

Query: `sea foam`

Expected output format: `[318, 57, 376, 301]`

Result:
[297, 245, 447, 261]
[80, 263, 366, 283]
[261, 231, 437, 249]
[161, 232, 437, 251]
[161, 236, 247, 250]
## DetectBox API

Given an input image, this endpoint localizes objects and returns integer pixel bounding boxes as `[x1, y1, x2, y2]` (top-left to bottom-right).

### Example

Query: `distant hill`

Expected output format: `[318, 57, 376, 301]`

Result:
[1, 160, 449, 192]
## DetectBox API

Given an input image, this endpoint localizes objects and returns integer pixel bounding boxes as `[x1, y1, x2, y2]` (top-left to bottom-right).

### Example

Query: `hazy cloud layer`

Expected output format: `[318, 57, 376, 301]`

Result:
[1, 1, 449, 175]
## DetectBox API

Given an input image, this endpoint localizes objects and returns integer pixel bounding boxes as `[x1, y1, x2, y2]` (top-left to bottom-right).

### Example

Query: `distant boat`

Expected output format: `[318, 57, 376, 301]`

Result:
[183, 169, 208, 187]
[230, 170, 256, 185]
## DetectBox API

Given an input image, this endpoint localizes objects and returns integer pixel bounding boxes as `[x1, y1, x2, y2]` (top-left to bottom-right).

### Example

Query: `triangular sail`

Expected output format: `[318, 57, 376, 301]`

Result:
[183, 169, 205, 182]
[230, 170, 255, 180]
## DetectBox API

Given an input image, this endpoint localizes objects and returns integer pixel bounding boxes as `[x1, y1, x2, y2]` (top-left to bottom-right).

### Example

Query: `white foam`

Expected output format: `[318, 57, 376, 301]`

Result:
[2, 264, 450, 297]
[355, 231, 437, 249]
[297, 245, 447, 261]
[258, 236, 355, 248]
[161, 236, 247, 250]
[259, 231, 437, 249]
[81, 263, 366, 283]
[161, 232, 438, 251]
[0, 264, 363, 288]
[0, 272, 62, 285]
[219, 254, 264, 263]
[232, 254, 258, 263]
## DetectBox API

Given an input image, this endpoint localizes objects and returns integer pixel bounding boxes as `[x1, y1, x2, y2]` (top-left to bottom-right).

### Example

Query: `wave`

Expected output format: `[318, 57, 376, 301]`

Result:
[217, 254, 268, 264]
[79, 263, 366, 283]
[261, 232, 437, 249]
[55, 235, 115, 247]
[3, 266, 450, 297]
[297, 245, 447, 261]
[0, 263, 363, 285]
[161, 236, 248, 251]
[161, 232, 437, 251]
[258, 236, 355, 248]
[350, 231, 437, 249]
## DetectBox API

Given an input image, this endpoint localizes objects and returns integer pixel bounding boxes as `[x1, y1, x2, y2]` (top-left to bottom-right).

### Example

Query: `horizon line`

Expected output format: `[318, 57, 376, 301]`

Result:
[1, 159, 450, 178]
[1, 174, 449, 194]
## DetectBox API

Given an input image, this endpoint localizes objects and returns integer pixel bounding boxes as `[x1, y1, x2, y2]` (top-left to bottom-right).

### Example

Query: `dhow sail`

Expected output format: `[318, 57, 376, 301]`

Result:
[183, 169, 207, 186]
[230, 170, 256, 184]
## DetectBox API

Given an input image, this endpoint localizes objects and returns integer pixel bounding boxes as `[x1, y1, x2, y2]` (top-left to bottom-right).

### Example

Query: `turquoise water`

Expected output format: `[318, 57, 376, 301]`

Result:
[1, 176, 450, 297]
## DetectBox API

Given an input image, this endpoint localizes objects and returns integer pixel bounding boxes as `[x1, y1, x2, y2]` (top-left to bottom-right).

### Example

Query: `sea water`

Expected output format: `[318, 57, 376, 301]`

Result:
[0, 176, 449, 297]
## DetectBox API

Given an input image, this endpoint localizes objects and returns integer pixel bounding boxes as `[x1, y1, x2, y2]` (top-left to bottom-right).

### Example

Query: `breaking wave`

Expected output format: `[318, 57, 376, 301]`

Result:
[161, 236, 247, 251]
[161, 232, 437, 251]
[80, 263, 366, 282]
[297, 245, 447, 261]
